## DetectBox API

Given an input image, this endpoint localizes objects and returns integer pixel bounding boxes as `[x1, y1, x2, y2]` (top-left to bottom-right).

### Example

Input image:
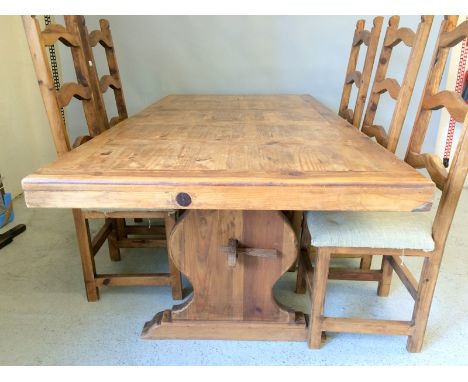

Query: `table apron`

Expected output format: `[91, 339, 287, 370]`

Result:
[23, 183, 433, 211]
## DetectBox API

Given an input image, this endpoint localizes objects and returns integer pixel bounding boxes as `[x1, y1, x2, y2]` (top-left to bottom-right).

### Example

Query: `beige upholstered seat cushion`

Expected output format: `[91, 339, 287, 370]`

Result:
[305, 211, 435, 251]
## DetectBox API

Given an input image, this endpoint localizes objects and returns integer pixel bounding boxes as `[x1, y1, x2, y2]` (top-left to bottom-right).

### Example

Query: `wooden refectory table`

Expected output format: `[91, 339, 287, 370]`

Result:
[22, 94, 435, 342]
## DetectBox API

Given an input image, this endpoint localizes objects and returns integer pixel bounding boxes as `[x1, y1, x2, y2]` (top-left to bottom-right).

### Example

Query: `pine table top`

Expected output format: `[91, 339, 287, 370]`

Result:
[22, 94, 435, 211]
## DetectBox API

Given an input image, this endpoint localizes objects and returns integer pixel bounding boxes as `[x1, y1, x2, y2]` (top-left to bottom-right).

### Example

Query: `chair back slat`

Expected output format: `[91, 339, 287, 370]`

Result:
[339, 16, 383, 128]
[406, 151, 448, 190]
[88, 28, 113, 48]
[422, 90, 468, 123]
[353, 27, 371, 46]
[373, 78, 401, 99]
[362, 16, 433, 153]
[403, 16, 468, 251]
[41, 23, 80, 47]
[99, 75, 122, 93]
[385, 25, 416, 48]
[439, 20, 468, 47]
[56, 82, 92, 108]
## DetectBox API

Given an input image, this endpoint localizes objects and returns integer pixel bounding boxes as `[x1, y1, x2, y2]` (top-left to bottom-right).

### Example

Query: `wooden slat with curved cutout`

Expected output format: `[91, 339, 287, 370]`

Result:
[56, 82, 92, 108]
[109, 116, 124, 127]
[406, 151, 448, 190]
[41, 24, 80, 47]
[88, 29, 113, 48]
[423, 90, 468, 123]
[338, 108, 354, 124]
[353, 30, 371, 46]
[385, 27, 416, 48]
[374, 78, 401, 100]
[362, 124, 389, 148]
[345, 71, 362, 87]
[439, 20, 468, 48]
[99, 75, 122, 93]
[72, 135, 93, 148]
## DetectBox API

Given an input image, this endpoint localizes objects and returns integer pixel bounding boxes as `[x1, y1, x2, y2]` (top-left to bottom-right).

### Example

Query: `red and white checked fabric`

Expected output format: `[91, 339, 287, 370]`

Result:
[443, 16, 468, 168]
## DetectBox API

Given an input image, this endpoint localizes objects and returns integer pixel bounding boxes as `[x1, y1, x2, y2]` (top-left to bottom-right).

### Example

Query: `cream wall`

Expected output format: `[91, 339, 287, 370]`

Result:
[0, 16, 56, 197]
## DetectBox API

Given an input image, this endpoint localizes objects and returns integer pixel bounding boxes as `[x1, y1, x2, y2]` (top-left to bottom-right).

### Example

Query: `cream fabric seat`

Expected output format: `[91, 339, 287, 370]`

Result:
[305, 211, 435, 251]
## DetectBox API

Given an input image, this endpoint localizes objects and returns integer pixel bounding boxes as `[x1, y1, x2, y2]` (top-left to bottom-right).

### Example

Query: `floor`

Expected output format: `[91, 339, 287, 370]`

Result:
[1, 191, 467, 366]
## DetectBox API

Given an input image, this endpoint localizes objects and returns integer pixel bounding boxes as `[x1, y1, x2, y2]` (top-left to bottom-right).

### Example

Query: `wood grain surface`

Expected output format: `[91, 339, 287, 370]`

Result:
[22, 94, 434, 211]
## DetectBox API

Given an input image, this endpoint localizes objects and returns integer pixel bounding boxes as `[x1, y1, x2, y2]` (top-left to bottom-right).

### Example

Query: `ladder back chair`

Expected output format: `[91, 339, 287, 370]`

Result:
[350, 15, 434, 270]
[296, 15, 468, 352]
[338, 16, 383, 129]
[293, 16, 384, 273]
[22, 15, 182, 302]
[362, 15, 433, 153]
[76, 15, 183, 279]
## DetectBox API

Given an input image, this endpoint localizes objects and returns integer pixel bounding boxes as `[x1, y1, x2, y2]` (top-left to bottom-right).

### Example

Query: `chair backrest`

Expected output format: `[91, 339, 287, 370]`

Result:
[22, 15, 107, 157]
[361, 16, 433, 153]
[338, 16, 383, 128]
[65, 16, 112, 134]
[79, 16, 128, 127]
[404, 16, 468, 252]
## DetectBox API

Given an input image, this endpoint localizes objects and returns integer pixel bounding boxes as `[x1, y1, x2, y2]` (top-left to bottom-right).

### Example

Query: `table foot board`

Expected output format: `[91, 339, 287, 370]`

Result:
[141, 310, 307, 341]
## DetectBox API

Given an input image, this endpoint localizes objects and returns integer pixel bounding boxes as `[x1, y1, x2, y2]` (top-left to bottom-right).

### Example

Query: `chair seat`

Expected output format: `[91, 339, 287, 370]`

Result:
[305, 211, 435, 251]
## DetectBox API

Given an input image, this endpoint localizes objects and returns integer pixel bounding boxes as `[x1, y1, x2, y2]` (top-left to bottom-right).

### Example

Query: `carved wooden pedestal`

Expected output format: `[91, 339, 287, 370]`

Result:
[141, 210, 307, 341]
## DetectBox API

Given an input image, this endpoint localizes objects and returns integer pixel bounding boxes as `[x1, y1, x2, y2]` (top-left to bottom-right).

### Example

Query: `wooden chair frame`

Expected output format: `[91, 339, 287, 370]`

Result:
[338, 16, 383, 129]
[349, 15, 433, 270]
[23, 15, 182, 301]
[296, 16, 384, 273]
[362, 15, 433, 153]
[296, 15, 468, 352]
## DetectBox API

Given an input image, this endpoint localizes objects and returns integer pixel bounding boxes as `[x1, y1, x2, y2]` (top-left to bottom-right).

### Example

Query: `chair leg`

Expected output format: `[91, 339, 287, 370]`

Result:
[107, 219, 121, 262]
[295, 253, 307, 294]
[164, 212, 183, 300]
[288, 211, 303, 272]
[116, 218, 127, 239]
[360, 255, 372, 270]
[407, 255, 442, 353]
[377, 255, 393, 297]
[72, 209, 99, 302]
[308, 248, 331, 349]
